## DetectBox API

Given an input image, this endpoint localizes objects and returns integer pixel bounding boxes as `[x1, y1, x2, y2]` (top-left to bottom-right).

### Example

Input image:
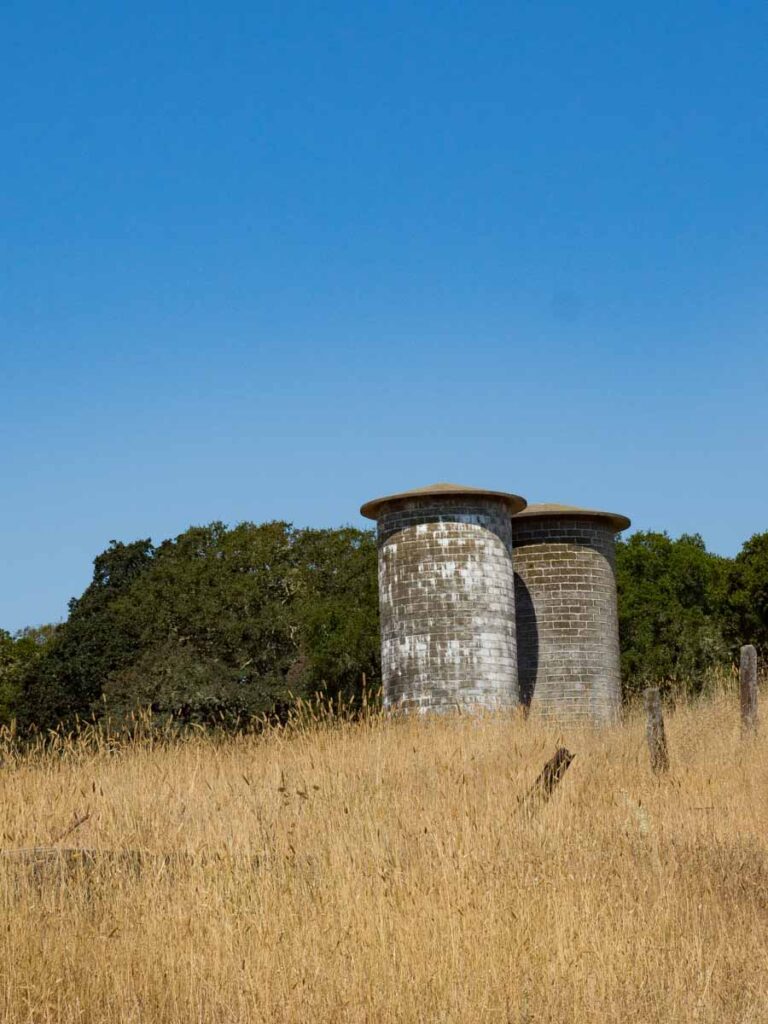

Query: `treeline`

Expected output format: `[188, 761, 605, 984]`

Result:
[1, 522, 767, 730]
[616, 530, 767, 686]
[1, 523, 380, 730]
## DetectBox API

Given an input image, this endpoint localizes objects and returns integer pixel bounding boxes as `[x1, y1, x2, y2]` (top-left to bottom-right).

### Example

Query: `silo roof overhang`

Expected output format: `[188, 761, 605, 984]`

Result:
[360, 482, 527, 520]
[512, 503, 630, 532]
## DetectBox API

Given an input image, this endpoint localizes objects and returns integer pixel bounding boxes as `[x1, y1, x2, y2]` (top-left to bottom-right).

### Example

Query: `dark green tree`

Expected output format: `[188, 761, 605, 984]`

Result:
[0, 625, 57, 723]
[292, 527, 380, 701]
[616, 531, 730, 695]
[18, 540, 155, 727]
[101, 521, 300, 723]
[727, 531, 768, 655]
[20, 522, 380, 729]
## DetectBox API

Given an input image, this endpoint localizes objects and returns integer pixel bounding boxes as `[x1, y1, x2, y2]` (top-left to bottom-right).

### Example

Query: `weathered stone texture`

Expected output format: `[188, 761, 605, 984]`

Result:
[376, 497, 518, 712]
[512, 516, 622, 724]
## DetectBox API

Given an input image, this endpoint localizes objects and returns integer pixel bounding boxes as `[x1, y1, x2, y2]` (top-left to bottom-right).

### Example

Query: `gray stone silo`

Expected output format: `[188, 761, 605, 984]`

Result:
[511, 503, 630, 724]
[360, 483, 527, 713]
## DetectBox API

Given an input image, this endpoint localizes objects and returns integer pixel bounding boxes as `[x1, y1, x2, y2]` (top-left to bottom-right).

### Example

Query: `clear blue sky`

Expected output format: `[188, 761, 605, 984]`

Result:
[1, 1, 767, 631]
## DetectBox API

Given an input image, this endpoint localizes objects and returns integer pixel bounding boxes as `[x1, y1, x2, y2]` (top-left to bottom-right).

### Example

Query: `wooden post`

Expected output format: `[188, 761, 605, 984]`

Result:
[519, 747, 574, 814]
[644, 687, 669, 774]
[740, 644, 758, 734]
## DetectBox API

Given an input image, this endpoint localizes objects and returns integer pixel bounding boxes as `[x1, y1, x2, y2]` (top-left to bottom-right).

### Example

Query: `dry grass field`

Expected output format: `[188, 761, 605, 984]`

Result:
[1, 682, 767, 1023]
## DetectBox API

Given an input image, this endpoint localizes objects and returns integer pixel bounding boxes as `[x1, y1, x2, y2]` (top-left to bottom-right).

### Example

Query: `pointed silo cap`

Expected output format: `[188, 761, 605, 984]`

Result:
[360, 482, 527, 520]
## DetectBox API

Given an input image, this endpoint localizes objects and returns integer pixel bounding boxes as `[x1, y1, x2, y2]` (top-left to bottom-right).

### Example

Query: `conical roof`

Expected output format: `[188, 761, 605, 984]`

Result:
[513, 502, 630, 532]
[360, 482, 527, 520]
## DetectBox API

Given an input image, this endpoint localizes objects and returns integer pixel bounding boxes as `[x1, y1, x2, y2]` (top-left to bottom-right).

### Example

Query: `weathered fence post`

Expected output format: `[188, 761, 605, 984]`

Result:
[740, 644, 758, 735]
[518, 747, 575, 814]
[644, 687, 669, 774]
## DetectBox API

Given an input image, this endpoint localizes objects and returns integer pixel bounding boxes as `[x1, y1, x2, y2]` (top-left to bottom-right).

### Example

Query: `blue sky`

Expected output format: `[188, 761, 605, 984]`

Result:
[1, 0, 767, 630]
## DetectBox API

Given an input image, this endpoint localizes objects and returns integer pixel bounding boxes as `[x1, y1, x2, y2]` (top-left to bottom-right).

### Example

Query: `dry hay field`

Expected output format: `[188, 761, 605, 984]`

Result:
[1, 685, 767, 1023]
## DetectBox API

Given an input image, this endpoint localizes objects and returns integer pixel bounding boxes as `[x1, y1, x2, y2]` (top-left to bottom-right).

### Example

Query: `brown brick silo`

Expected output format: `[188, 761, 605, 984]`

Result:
[511, 503, 630, 724]
[361, 483, 527, 713]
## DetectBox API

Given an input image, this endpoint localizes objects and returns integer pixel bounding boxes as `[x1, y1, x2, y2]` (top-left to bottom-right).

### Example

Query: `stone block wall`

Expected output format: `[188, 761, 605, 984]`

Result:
[512, 516, 622, 724]
[376, 496, 518, 712]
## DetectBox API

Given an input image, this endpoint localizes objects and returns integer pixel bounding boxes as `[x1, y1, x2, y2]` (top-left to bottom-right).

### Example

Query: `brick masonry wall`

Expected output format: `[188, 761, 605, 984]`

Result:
[511, 516, 622, 724]
[376, 496, 519, 712]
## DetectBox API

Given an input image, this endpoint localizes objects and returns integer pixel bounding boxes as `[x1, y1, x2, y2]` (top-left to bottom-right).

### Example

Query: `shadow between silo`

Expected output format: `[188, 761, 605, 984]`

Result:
[514, 572, 538, 709]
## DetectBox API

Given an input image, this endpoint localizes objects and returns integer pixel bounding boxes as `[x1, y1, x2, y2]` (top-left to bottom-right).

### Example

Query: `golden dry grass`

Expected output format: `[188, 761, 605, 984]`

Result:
[1, 687, 767, 1023]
